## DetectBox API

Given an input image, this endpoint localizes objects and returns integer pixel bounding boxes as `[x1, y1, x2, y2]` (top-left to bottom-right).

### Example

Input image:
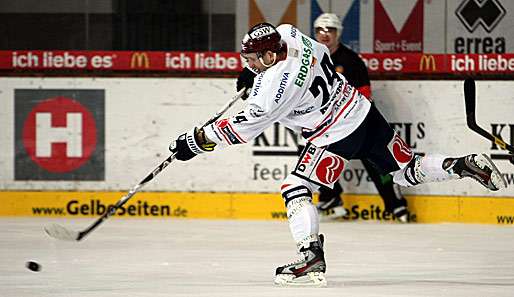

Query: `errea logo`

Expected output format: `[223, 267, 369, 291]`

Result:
[453, 0, 507, 53]
[456, 0, 506, 33]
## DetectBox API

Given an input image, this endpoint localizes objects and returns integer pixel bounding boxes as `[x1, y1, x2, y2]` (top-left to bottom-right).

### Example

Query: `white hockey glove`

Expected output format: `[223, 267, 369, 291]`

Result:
[169, 127, 216, 161]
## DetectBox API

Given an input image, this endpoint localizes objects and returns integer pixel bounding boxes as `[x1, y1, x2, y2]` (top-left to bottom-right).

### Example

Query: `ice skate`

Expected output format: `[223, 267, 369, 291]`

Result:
[392, 184, 409, 223]
[274, 235, 327, 287]
[393, 205, 408, 223]
[317, 197, 347, 221]
[450, 154, 507, 191]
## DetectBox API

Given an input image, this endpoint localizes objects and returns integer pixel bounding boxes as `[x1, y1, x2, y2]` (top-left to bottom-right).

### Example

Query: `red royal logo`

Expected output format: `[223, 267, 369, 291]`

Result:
[22, 96, 97, 173]
[392, 134, 413, 164]
[315, 156, 345, 185]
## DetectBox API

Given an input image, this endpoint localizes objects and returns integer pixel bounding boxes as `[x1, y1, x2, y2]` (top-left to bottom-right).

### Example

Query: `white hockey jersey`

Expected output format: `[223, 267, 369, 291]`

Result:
[203, 24, 371, 148]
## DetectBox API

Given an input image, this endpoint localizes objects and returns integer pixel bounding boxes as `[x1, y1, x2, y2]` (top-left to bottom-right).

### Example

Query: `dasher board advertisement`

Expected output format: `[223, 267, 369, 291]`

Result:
[0, 78, 513, 197]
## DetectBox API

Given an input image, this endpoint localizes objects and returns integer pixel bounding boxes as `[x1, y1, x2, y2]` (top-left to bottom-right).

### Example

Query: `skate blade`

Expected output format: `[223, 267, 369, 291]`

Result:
[319, 206, 347, 222]
[274, 272, 327, 287]
[396, 214, 408, 223]
[477, 154, 507, 191]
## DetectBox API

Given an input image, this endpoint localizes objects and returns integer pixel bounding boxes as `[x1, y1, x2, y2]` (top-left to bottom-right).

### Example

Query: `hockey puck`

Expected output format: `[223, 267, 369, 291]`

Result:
[26, 261, 41, 272]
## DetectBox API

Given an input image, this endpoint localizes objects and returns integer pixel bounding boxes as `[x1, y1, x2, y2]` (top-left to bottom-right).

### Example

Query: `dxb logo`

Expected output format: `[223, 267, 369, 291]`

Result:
[15, 90, 105, 180]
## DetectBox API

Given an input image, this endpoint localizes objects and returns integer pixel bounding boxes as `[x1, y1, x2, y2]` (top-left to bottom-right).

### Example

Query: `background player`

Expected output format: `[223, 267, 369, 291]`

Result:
[313, 13, 409, 222]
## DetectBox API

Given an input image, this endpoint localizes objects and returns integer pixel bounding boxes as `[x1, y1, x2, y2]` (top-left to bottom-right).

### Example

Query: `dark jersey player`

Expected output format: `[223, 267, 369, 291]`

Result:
[313, 13, 409, 222]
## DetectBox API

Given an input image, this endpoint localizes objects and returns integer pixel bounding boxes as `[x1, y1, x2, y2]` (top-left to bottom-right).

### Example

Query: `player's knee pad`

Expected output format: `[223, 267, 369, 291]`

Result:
[392, 154, 458, 187]
[281, 174, 315, 207]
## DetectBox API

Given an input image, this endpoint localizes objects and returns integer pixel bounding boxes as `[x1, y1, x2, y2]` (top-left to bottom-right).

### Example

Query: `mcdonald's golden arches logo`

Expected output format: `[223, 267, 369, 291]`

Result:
[130, 52, 150, 68]
[419, 54, 436, 71]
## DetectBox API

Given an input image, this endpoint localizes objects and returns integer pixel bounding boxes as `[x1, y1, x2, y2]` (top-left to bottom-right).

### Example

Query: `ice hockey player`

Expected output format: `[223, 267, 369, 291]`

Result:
[169, 23, 507, 287]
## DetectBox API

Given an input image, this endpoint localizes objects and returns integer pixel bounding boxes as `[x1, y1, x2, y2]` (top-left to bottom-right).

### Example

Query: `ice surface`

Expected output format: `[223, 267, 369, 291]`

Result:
[2, 218, 514, 297]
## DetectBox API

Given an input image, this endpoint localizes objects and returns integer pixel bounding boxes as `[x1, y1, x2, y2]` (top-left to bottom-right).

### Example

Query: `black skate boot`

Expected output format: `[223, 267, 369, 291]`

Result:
[317, 184, 347, 221]
[274, 234, 327, 287]
[392, 184, 409, 223]
[317, 197, 347, 221]
[393, 206, 409, 223]
[446, 153, 507, 191]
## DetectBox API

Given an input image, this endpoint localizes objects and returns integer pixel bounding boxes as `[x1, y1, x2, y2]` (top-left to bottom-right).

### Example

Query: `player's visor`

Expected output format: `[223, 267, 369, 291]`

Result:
[315, 27, 337, 35]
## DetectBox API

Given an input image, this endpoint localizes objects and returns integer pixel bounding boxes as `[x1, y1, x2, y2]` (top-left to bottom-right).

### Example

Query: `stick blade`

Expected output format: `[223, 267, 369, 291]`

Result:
[464, 78, 476, 125]
[44, 224, 80, 241]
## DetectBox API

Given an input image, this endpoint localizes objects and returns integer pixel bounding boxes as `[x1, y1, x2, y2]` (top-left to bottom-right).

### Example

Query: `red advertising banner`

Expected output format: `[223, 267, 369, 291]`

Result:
[0, 51, 243, 72]
[1, 50, 514, 75]
[360, 53, 514, 74]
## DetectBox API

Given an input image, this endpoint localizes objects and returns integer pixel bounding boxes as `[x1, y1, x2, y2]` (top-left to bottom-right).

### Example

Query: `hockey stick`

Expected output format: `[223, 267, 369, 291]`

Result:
[44, 89, 245, 241]
[464, 78, 514, 164]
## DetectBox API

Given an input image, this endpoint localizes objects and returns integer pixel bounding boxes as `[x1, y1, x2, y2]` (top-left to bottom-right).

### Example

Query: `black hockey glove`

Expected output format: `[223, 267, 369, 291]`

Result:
[236, 67, 257, 100]
[169, 128, 216, 161]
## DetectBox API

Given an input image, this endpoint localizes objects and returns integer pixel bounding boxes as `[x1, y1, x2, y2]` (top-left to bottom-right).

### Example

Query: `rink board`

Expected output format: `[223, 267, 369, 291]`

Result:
[1, 78, 514, 196]
[1, 191, 514, 225]
[1, 78, 513, 224]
